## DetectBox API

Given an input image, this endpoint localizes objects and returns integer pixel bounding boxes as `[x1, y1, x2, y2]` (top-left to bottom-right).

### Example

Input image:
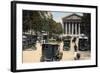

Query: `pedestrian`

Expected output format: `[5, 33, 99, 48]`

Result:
[76, 52, 80, 60]
[72, 37, 76, 43]
[74, 44, 77, 52]
[74, 43, 81, 60]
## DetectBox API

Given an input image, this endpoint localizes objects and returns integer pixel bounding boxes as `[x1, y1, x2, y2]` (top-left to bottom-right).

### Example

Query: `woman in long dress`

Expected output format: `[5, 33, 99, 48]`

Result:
[74, 44, 80, 60]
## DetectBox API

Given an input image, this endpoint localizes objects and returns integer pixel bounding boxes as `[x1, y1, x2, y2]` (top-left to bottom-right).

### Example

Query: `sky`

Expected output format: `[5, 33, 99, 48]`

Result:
[51, 11, 83, 24]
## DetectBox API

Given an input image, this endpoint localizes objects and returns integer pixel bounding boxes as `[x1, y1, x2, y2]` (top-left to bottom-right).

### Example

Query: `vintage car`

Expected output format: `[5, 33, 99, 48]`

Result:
[40, 43, 63, 62]
[63, 39, 70, 51]
[22, 34, 37, 50]
[78, 37, 89, 51]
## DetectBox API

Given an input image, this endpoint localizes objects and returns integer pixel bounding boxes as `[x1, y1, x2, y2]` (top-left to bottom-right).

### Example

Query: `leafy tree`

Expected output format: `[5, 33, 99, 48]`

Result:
[23, 10, 32, 32]
[48, 19, 63, 38]
[81, 13, 91, 36]
[81, 13, 91, 50]
[54, 22, 63, 34]
[23, 10, 63, 40]
[23, 10, 51, 35]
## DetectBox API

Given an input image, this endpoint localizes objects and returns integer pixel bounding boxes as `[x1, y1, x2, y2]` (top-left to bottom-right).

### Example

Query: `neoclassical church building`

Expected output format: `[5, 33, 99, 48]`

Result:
[62, 14, 81, 36]
[62, 14, 88, 51]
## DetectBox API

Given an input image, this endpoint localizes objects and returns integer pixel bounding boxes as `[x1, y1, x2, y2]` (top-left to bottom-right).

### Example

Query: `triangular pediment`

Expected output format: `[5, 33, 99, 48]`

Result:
[63, 14, 82, 20]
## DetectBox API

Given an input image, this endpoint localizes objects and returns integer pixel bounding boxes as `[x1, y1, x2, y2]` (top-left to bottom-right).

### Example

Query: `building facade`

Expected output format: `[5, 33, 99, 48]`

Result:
[62, 14, 81, 37]
[62, 14, 88, 51]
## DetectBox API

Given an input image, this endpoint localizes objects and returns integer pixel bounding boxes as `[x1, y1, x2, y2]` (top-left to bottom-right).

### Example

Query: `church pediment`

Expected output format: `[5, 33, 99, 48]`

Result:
[63, 14, 82, 20]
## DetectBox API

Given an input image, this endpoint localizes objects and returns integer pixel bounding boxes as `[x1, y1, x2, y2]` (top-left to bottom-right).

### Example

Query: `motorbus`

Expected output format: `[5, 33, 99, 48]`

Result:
[40, 43, 63, 62]
[78, 37, 89, 51]
[63, 39, 70, 51]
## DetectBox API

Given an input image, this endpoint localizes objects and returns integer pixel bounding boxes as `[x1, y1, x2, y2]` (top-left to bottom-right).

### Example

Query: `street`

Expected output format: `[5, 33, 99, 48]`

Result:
[22, 42, 91, 63]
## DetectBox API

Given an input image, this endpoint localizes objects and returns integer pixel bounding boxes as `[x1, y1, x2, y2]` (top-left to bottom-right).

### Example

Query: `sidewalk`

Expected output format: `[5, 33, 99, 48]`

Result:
[22, 42, 42, 63]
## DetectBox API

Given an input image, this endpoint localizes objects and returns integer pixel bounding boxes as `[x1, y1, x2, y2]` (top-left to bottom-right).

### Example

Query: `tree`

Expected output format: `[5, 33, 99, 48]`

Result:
[81, 13, 91, 50]
[48, 19, 63, 38]
[23, 10, 32, 32]
[54, 22, 63, 34]
[23, 10, 63, 40]
[23, 10, 51, 35]
[81, 13, 91, 36]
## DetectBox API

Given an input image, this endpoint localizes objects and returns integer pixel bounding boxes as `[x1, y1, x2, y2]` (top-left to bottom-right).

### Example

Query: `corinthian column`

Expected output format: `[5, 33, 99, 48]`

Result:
[65, 23, 67, 34]
[75, 23, 77, 35]
[69, 22, 70, 34]
[79, 23, 80, 35]
[72, 22, 73, 35]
